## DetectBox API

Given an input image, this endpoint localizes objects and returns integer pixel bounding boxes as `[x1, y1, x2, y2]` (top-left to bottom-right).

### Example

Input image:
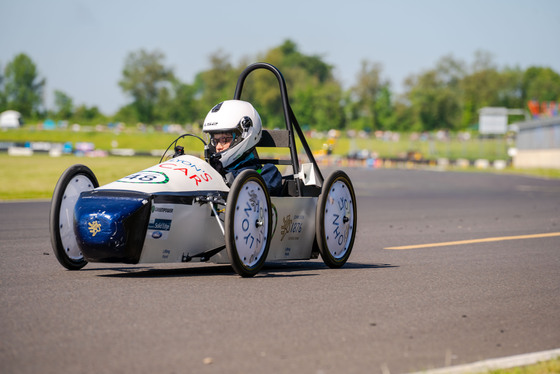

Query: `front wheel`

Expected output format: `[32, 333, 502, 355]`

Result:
[49, 164, 99, 270]
[316, 170, 357, 268]
[225, 170, 272, 277]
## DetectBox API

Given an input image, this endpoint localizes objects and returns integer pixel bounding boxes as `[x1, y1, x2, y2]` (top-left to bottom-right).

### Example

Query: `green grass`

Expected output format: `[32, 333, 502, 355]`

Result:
[0, 127, 510, 161]
[487, 357, 560, 374]
[1, 153, 558, 201]
[1, 127, 557, 201]
[345, 136, 510, 161]
[0, 154, 160, 200]
[0, 127, 203, 152]
[439, 164, 560, 179]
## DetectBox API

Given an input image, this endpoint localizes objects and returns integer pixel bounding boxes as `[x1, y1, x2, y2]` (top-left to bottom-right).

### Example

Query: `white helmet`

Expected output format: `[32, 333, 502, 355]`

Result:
[203, 100, 262, 168]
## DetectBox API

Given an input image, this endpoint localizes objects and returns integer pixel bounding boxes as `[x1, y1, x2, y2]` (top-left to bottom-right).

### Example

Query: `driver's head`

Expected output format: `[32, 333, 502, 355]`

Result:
[202, 100, 262, 168]
[211, 131, 234, 153]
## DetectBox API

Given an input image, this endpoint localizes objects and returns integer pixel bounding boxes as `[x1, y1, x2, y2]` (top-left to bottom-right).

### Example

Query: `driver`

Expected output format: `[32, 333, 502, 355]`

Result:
[203, 100, 283, 196]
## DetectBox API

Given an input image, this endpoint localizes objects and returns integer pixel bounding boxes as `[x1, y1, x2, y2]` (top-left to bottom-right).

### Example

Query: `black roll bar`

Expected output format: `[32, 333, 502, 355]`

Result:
[233, 62, 324, 195]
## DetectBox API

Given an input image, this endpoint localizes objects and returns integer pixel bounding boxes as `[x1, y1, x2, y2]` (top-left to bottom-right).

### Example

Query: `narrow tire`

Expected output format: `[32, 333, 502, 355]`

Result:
[49, 164, 98, 270]
[316, 170, 357, 268]
[225, 170, 272, 277]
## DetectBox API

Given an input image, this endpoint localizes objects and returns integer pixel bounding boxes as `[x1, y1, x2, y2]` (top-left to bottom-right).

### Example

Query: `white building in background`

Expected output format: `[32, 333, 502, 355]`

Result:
[0, 110, 23, 128]
[512, 117, 560, 169]
[478, 107, 529, 135]
[478, 107, 560, 169]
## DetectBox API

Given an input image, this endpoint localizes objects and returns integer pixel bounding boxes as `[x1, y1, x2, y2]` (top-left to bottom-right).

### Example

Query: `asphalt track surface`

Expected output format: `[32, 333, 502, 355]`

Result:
[1, 168, 559, 374]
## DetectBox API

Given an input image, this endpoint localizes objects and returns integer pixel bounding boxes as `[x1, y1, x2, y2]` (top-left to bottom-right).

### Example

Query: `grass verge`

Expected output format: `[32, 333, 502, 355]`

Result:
[0, 127, 511, 161]
[0, 154, 160, 200]
[1, 153, 558, 201]
[488, 357, 560, 374]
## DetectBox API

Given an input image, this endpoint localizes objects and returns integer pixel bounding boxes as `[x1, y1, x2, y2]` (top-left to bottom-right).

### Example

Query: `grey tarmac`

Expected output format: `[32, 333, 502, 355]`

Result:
[1, 168, 559, 374]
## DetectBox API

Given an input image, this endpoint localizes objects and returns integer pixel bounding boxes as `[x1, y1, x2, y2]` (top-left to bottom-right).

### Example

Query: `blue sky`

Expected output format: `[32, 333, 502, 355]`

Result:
[1, 0, 559, 115]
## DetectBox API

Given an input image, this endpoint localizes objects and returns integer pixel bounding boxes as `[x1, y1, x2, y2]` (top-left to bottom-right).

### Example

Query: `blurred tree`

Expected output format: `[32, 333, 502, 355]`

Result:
[3, 53, 45, 118]
[119, 49, 174, 124]
[53, 90, 74, 120]
[496, 67, 524, 108]
[523, 66, 560, 102]
[193, 50, 237, 116]
[154, 80, 198, 124]
[436, 54, 466, 87]
[73, 104, 104, 123]
[110, 45, 560, 132]
[172, 81, 199, 123]
[458, 51, 502, 127]
[471, 50, 496, 72]
[460, 69, 503, 127]
[460, 52, 528, 127]
[114, 103, 139, 124]
[312, 80, 345, 131]
[391, 98, 415, 132]
[405, 68, 461, 131]
[235, 39, 343, 130]
[275, 40, 343, 130]
[374, 86, 395, 130]
[277, 39, 332, 84]
[347, 60, 392, 131]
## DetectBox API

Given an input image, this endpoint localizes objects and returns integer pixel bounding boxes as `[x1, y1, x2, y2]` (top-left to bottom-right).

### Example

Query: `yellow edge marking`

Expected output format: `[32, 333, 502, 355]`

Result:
[385, 232, 560, 250]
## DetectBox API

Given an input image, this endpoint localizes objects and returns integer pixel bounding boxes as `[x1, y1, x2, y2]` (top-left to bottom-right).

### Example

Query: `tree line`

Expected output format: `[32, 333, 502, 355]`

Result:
[1, 39, 559, 132]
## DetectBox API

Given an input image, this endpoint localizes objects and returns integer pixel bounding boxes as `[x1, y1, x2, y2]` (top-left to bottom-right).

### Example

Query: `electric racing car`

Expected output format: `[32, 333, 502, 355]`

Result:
[49, 62, 357, 277]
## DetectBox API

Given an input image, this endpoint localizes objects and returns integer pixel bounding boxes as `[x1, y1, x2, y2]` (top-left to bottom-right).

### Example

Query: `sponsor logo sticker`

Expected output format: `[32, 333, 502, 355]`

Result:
[88, 220, 101, 236]
[280, 214, 304, 241]
[147, 203, 174, 240]
[148, 219, 172, 231]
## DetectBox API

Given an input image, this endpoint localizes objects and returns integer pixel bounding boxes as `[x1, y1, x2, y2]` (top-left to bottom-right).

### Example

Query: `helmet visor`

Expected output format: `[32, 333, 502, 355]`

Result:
[210, 134, 234, 147]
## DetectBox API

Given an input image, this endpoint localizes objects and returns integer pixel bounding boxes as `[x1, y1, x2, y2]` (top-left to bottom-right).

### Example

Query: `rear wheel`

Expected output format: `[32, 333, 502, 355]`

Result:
[316, 170, 357, 268]
[225, 170, 272, 277]
[49, 164, 98, 270]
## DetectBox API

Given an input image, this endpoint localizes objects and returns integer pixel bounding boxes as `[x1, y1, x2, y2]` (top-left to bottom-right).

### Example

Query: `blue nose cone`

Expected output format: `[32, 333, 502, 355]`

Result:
[74, 191, 152, 263]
